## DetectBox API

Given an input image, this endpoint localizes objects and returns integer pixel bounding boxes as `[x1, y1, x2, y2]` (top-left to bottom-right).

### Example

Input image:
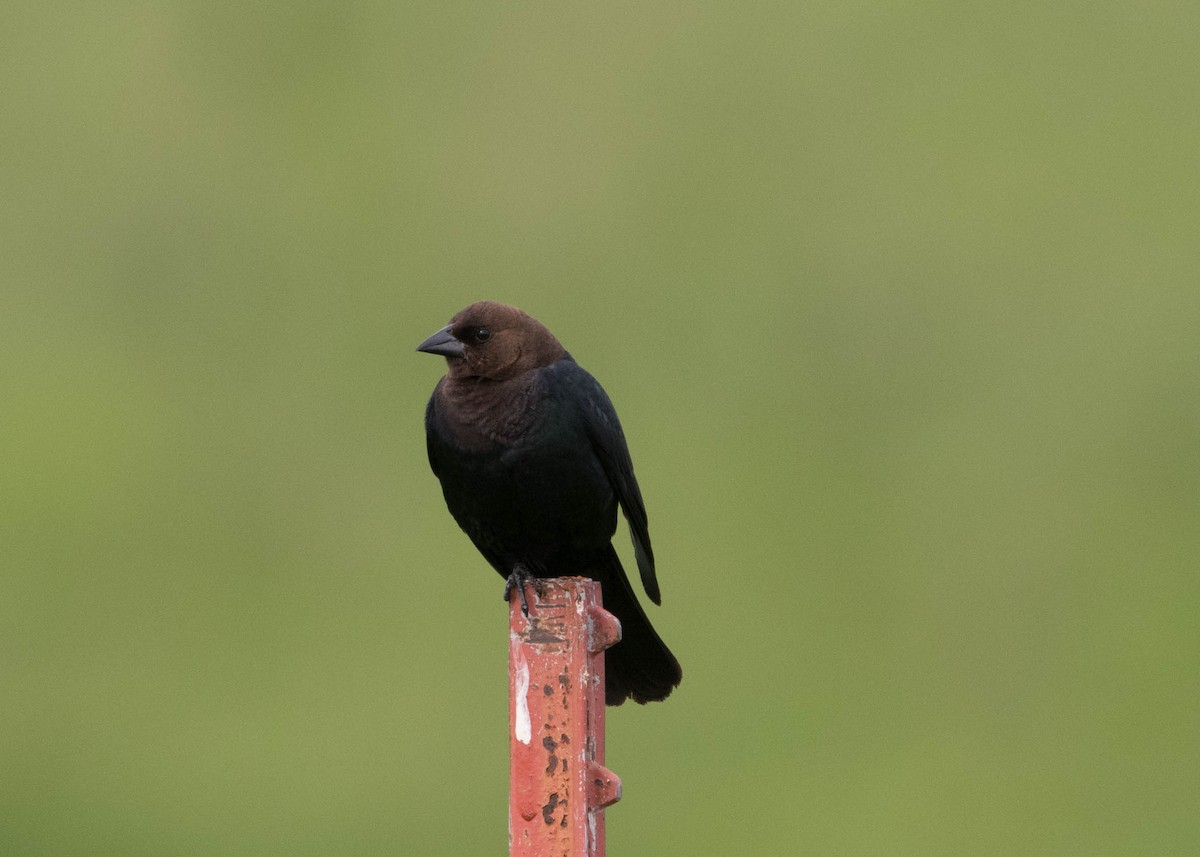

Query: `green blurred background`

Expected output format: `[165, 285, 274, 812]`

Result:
[3, 2, 1197, 854]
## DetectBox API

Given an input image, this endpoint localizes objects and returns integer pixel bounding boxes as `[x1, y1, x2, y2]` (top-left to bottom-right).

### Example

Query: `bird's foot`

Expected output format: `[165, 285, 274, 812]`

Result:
[503, 565, 544, 617]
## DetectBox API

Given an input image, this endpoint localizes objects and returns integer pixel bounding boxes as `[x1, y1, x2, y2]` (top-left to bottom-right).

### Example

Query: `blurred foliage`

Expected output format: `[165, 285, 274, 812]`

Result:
[2, 2, 1197, 854]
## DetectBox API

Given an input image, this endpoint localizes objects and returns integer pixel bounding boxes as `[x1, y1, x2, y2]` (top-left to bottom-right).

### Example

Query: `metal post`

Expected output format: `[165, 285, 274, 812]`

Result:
[509, 578, 622, 857]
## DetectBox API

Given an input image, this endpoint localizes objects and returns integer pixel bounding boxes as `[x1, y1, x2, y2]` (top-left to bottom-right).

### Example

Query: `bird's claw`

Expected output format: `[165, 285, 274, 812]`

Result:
[503, 565, 543, 617]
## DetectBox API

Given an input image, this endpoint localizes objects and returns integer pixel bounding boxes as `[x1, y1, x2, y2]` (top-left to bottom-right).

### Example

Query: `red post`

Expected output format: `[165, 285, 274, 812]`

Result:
[509, 578, 622, 857]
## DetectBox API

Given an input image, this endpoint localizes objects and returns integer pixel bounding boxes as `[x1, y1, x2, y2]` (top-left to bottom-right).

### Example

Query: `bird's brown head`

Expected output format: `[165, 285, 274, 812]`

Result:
[416, 301, 568, 381]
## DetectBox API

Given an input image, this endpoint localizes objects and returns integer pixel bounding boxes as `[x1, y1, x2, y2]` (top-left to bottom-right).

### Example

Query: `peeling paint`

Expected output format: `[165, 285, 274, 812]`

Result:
[514, 653, 531, 744]
[543, 734, 559, 775]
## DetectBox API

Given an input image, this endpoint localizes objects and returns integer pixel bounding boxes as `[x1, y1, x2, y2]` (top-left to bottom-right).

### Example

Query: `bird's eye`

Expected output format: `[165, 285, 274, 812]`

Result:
[474, 327, 491, 343]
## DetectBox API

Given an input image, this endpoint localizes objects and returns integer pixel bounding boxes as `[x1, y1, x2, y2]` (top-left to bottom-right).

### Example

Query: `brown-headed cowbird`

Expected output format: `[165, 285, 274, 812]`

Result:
[417, 301, 681, 705]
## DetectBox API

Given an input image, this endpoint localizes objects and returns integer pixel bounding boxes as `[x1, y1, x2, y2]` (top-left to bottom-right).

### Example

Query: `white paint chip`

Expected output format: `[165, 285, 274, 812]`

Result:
[514, 654, 531, 744]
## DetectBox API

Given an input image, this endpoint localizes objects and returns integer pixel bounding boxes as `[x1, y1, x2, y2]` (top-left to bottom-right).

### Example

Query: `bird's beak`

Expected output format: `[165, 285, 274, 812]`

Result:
[416, 324, 465, 358]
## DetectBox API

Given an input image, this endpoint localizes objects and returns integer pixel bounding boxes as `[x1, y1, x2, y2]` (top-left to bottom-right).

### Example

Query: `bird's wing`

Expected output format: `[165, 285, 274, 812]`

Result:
[568, 363, 661, 605]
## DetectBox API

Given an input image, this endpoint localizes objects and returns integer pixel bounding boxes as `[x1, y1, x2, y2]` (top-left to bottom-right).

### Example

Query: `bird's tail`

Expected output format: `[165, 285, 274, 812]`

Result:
[589, 546, 682, 706]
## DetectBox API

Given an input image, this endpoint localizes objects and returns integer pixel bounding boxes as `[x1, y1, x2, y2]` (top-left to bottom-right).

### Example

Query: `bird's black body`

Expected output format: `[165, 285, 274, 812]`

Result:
[419, 302, 681, 705]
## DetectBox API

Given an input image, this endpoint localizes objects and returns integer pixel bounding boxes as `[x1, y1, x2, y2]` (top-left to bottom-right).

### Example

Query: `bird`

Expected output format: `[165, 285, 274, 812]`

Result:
[417, 301, 681, 705]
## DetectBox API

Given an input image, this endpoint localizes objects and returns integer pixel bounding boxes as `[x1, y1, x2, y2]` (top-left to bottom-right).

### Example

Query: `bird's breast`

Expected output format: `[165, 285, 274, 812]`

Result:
[434, 377, 543, 450]
[429, 369, 618, 550]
